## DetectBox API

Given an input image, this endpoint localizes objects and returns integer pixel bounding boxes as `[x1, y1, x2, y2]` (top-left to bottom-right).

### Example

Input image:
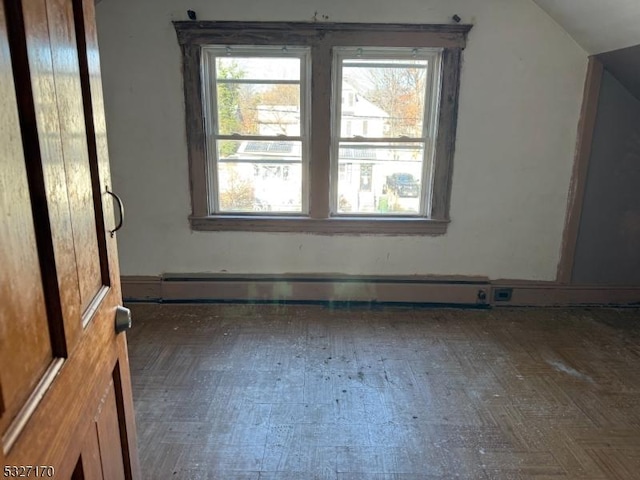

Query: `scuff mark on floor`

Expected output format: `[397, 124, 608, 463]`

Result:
[546, 359, 595, 384]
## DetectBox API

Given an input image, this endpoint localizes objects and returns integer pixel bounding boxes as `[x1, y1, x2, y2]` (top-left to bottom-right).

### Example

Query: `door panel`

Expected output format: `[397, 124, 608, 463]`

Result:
[96, 380, 127, 480]
[74, 425, 103, 480]
[8, 0, 83, 356]
[45, 0, 104, 314]
[73, 361, 135, 480]
[0, 0, 53, 436]
[0, 0, 139, 476]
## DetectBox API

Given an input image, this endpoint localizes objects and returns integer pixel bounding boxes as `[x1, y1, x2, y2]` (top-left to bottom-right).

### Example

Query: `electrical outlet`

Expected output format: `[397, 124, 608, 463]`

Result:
[493, 287, 513, 302]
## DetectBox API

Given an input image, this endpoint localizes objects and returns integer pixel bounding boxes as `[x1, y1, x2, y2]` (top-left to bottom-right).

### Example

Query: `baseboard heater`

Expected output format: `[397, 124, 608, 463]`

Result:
[122, 274, 491, 307]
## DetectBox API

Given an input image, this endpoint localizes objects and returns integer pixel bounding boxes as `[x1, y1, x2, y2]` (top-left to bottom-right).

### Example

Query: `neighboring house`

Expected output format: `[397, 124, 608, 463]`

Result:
[340, 82, 388, 138]
[238, 141, 303, 211]
[337, 83, 421, 213]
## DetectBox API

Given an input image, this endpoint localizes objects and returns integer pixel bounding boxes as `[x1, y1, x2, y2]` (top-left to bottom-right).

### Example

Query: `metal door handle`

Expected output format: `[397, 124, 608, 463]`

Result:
[106, 189, 124, 237]
[115, 306, 132, 334]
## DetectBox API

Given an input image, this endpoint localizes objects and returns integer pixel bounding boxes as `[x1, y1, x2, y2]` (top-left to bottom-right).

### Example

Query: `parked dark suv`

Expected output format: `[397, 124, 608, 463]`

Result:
[385, 173, 419, 197]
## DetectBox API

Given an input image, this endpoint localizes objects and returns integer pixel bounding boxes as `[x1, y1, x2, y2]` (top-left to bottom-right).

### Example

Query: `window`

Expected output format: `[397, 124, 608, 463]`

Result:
[174, 21, 471, 234]
[201, 46, 310, 213]
[332, 48, 441, 216]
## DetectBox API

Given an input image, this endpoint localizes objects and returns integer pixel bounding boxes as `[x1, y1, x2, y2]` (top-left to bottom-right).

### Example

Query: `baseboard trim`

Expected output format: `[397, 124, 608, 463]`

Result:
[120, 276, 162, 301]
[120, 275, 640, 307]
[493, 283, 640, 307]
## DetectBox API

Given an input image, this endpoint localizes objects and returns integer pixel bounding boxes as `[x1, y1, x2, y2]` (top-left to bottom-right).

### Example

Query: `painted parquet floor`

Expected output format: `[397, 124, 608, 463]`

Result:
[126, 304, 640, 479]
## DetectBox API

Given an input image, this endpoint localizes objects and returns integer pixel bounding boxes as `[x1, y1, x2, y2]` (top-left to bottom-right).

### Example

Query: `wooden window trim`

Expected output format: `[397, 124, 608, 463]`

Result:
[189, 215, 449, 235]
[174, 21, 472, 234]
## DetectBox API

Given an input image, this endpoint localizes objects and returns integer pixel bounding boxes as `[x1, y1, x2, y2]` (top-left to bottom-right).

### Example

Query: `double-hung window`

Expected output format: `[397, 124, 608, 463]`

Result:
[174, 21, 471, 234]
[332, 48, 441, 216]
[201, 46, 310, 214]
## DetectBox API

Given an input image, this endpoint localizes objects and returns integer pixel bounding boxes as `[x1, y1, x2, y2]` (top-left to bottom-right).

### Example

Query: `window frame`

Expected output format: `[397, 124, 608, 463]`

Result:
[174, 21, 472, 234]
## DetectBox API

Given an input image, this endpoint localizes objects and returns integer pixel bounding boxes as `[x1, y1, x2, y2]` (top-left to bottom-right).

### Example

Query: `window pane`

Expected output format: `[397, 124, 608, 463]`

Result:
[217, 57, 300, 81]
[336, 142, 425, 215]
[217, 140, 302, 213]
[341, 58, 428, 138]
[215, 56, 302, 136]
[215, 82, 301, 136]
[217, 163, 302, 213]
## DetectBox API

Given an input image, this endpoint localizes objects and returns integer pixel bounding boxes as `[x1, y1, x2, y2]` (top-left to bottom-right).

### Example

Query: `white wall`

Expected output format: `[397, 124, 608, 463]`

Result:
[96, 0, 587, 280]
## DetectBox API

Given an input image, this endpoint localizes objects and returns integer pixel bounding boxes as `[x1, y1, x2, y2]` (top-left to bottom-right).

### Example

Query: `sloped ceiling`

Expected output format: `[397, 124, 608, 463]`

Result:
[532, 0, 640, 54]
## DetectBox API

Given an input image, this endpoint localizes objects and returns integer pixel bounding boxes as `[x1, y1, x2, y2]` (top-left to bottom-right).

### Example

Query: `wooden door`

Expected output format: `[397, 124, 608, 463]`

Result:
[0, 0, 140, 478]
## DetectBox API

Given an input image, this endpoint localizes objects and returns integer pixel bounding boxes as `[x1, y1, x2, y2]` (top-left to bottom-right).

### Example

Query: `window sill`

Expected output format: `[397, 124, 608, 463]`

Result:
[189, 215, 449, 235]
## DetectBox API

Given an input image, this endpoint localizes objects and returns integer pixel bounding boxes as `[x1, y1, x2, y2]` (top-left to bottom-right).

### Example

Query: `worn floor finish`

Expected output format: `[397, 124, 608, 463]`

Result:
[126, 304, 640, 480]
